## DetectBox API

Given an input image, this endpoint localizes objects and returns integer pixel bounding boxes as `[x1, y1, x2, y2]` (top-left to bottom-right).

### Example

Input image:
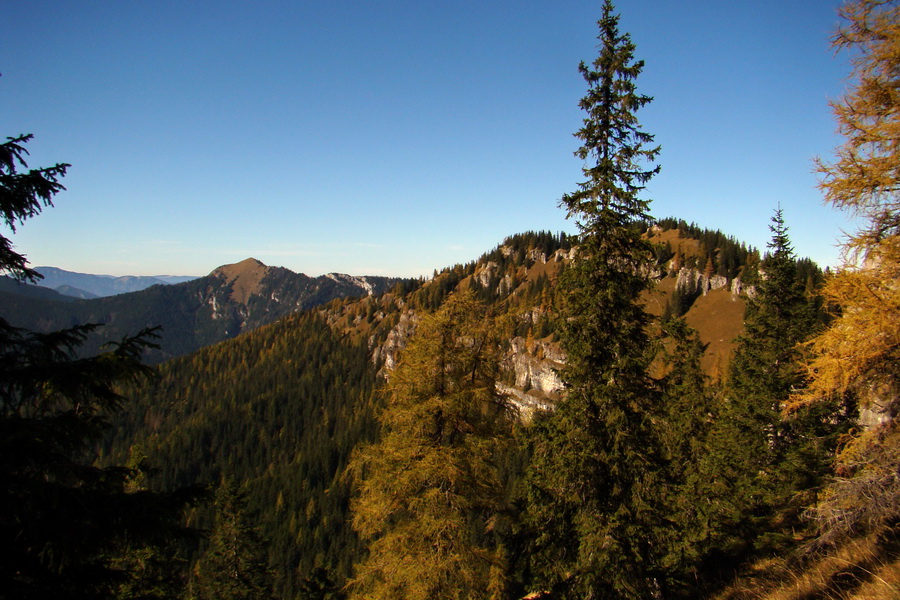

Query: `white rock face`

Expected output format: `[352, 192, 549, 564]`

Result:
[675, 267, 701, 294]
[374, 309, 419, 372]
[730, 276, 757, 299]
[858, 383, 898, 430]
[497, 383, 556, 421]
[554, 248, 576, 262]
[374, 311, 565, 421]
[675, 267, 732, 297]
[356, 277, 375, 296]
[475, 262, 499, 288]
[527, 248, 548, 264]
[495, 336, 566, 420]
[506, 336, 564, 395]
[708, 274, 728, 292]
[326, 272, 375, 296]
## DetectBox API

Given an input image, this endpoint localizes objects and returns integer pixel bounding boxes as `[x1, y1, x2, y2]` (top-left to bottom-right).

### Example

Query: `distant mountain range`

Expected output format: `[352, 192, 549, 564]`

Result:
[33, 266, 199, 299]
[0, 258, 409, 362]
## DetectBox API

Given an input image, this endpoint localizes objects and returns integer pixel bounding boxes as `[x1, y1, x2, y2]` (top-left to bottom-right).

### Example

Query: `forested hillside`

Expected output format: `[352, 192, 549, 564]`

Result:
[105, 312, 378, 597]
[98, 216, 822, 598]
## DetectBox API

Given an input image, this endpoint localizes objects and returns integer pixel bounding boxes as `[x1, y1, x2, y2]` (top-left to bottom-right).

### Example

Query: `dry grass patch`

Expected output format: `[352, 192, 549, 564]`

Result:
[710, 529, 900, 600]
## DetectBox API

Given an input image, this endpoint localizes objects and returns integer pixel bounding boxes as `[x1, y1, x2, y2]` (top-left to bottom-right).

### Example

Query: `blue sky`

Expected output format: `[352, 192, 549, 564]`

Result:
[3, 0, 851, 277]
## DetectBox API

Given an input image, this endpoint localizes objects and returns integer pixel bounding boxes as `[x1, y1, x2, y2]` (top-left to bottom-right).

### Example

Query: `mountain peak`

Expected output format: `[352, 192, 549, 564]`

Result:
[210, 258, 271, 304]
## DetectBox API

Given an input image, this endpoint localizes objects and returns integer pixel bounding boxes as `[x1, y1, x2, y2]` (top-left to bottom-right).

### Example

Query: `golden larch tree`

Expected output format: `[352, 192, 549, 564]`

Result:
[800, 0, 900, 544]
[347, 291, 515, 600]
[803, 0, 900, 413]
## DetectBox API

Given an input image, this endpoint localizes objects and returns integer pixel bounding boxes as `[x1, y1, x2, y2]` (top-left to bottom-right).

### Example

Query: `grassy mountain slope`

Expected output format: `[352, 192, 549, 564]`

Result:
[709, 529, 900, 600]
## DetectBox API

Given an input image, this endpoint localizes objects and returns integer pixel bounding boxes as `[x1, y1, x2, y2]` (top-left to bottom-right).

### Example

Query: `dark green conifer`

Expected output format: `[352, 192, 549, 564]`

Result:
[524, 2, 667, 597]
[702, 209, 833, 557]
[0, 132, 198, 600]
[108, 446, 196, 600]
[0, 134, 68, 282]
[655, 318, 717, 590]
[194, 478, 274, 600]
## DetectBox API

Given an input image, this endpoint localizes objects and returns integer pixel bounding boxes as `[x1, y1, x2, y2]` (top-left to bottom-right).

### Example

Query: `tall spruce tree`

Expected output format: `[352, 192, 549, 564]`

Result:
[655, 317, 716, 589]
[348, 291, 514, 600]
[730, 210, 811, 387]
[524, 2, 667, 598]
[701, 210, 830, 558]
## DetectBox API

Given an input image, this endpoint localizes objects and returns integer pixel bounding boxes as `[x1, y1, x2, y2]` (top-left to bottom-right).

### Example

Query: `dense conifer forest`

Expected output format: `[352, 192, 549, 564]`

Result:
[3, 1, 899, 599]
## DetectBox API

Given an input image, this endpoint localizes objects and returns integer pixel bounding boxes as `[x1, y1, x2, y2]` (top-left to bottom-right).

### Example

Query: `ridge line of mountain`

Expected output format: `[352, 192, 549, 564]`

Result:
[0, 258, 412, 362]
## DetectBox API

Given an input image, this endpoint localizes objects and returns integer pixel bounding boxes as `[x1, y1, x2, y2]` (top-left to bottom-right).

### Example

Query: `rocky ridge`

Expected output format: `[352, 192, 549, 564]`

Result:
[322, 228, 764, 419]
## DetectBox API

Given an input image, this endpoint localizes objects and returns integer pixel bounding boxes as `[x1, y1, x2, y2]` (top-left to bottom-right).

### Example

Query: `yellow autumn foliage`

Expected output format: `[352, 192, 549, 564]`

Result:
[795, 0, 900, 548]
[798, 0, 900, 413]
[795, 236, 900, 409]
[347, 291, 515, 600]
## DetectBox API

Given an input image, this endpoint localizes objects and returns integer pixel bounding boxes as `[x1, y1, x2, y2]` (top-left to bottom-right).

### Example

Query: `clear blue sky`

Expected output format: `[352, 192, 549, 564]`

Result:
[3, 0, 852, 277]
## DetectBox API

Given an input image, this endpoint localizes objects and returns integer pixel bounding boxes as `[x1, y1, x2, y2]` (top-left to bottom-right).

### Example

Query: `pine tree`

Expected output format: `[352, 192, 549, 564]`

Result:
[194, 478, 274, 600]
[524, 2, 667, 597]
[729, 210, 811, 407]
[348, 291, 514, 600]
